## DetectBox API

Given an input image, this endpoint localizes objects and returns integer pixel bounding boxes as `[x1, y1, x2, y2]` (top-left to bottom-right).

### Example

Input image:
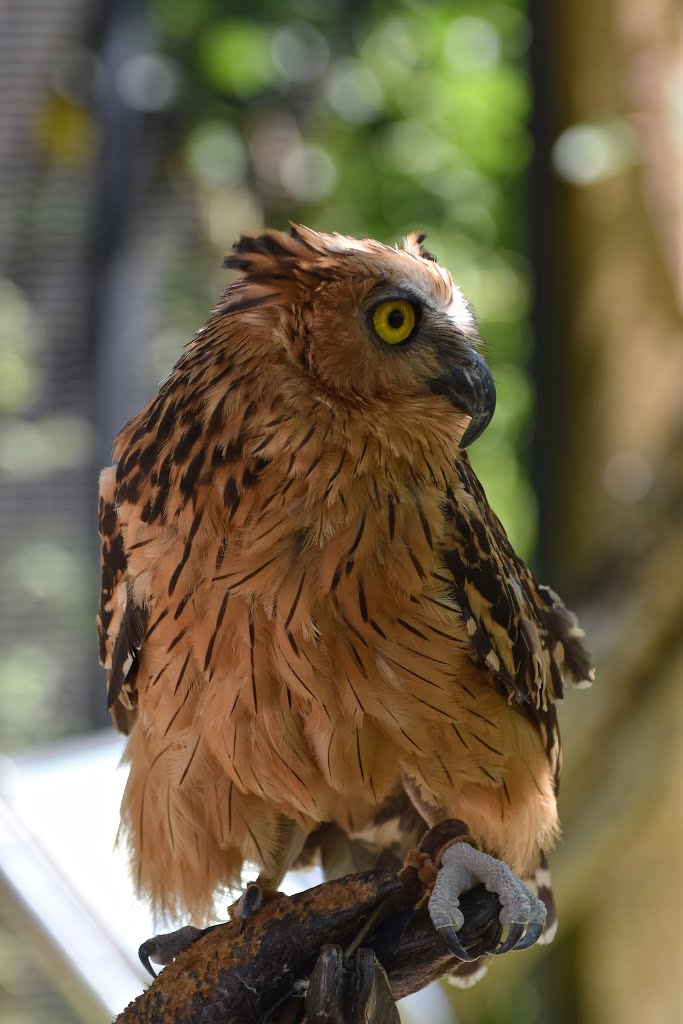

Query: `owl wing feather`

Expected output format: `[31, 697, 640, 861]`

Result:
[97, 466, 147, 734]
[439, 454, 593, 779]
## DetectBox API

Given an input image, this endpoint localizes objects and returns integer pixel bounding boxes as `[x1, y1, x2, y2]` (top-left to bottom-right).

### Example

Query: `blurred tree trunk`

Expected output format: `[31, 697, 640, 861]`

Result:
[453, 2, 683, 1022]
[530, 0, 683, 595]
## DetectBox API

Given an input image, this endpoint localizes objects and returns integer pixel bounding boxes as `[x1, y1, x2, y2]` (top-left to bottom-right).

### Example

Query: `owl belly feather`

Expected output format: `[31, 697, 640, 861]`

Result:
[121, 504, 556, 918]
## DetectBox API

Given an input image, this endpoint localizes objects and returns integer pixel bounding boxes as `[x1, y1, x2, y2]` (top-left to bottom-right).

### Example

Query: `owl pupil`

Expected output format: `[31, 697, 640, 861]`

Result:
[388, 308, 405, 329]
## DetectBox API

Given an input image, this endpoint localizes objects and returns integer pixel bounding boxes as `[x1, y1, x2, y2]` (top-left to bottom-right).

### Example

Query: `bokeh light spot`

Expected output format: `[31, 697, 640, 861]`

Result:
[280, 143, 337, 201]
[603, 451, 653, 503]
[552, 120, 637, 185]
[0, 416, 93, 479]
[444, 17, 501, 73]
[186, 122, 247, 187]
[326, 60, 383, 124]
[6, 543, 84, 603]
[272, 23, 329, 83]
[198, 22, 275, 96]
[116, 53, 181, 112]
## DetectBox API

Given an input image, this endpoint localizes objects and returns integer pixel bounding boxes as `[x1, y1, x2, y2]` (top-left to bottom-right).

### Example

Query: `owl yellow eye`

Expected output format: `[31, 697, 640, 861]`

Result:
[371, 299, 417, 345]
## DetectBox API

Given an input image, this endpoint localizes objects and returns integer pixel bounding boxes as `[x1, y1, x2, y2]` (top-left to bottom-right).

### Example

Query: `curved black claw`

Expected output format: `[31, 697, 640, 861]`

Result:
[433, 925, 478, 962]
[513, 919, 545, 951]
[239, 882, 264, 933]
[138, 944, 158, 980]
[138, 924, 214, 979]
[489, 922, 525, 956]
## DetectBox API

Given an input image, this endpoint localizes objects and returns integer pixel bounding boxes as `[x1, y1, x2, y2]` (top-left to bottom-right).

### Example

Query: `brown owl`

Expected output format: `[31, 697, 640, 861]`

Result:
[98, 225, 592, 976]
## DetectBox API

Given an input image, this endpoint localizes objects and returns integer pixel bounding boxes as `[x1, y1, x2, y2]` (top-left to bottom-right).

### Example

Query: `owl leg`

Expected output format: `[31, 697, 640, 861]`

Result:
[428, 842, 546, 961]
[315, 823, 386, 880]
[230, 816, 309, 931]
[401, 780, 546, 961]
[137, 820, 309, 978]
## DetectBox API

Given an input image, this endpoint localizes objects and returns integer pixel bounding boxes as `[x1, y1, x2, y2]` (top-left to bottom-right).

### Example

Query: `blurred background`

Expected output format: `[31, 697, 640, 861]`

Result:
[0, 0, 681, 1021]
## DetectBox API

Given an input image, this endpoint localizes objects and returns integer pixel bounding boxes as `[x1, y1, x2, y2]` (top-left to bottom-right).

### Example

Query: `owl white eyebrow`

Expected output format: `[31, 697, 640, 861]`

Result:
[426, 308, 476, 347]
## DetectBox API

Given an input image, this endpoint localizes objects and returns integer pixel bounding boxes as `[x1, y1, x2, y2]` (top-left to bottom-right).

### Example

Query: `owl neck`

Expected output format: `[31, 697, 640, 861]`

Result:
[115, 353, 465, 552]
[209, 382, 464, 557]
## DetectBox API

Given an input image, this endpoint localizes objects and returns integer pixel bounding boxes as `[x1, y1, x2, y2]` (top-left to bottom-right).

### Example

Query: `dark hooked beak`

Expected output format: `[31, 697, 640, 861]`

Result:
[429, 347, 496, 447]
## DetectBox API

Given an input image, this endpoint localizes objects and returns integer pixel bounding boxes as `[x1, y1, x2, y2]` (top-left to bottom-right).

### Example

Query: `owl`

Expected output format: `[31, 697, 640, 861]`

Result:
[98, 225, 593, 975]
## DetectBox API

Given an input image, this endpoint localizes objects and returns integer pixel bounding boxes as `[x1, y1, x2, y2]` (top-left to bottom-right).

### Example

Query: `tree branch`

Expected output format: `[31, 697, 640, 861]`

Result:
[116, 825, 501, 1024]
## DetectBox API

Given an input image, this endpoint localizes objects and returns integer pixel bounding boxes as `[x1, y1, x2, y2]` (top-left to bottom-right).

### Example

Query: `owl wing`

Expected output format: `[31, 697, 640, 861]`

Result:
[97, 466, 148, 734]
[438, 455, 594, 779]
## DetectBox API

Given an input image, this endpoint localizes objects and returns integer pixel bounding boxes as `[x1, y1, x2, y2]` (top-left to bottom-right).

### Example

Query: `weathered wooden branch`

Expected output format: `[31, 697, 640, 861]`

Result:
[116, 824, 502, 1024]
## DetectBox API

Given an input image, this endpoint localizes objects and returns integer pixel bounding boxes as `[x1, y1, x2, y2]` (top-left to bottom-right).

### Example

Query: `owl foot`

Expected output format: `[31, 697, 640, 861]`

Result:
[138, 924, 216, 979]
[230, 881, 265, 933]
[428, 843, 546, 961]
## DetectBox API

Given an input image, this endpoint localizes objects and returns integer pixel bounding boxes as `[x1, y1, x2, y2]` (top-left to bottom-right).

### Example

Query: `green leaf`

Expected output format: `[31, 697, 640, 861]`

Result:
[197, 21, 275, 96]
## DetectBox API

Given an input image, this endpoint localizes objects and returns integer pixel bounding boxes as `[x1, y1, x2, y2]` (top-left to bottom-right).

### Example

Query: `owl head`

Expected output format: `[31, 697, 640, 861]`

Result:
[220, 224, 496, 448]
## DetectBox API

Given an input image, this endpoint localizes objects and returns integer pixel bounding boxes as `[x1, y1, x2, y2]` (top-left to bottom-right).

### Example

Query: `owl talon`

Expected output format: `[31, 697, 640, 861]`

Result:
[428, 843, 546, 961]
[238, 882, 264, 932]
[432, 924, 479, 962]
[512, 918, 545, 951]
[490, 921, 525, 955]
[138, 924, 214, 979]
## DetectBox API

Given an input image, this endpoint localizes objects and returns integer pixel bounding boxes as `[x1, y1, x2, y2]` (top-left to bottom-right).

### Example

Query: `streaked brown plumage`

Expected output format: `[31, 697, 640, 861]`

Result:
[98, 225, 593, 930]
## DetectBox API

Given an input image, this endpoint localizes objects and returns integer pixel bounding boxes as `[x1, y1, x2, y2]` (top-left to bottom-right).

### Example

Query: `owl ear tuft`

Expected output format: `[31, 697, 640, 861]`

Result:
[223, 230, 297, 271]
[401, 231, 438, 263]
[219, 227, 330, 315]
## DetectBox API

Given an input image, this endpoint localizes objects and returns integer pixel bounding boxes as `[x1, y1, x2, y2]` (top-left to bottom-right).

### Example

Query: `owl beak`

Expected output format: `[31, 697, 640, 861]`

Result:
[429, 347, 496, 447]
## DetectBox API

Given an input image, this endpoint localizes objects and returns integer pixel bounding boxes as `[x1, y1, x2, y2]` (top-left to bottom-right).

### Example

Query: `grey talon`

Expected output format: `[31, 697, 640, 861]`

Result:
[436, 927, 478, 962]
[491, 922, 525, 956]
[514, 919, 545, 951]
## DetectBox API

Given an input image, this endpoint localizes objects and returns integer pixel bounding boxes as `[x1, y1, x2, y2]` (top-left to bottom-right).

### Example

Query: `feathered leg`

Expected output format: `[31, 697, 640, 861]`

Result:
[139, 818, 309, 978]
[230, 817, 310, 930]
[401, 778, 546, 962]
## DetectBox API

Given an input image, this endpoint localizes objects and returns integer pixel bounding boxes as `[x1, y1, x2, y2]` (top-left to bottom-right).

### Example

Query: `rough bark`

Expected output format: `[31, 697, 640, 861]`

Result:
[115, 825, 502, 1024]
